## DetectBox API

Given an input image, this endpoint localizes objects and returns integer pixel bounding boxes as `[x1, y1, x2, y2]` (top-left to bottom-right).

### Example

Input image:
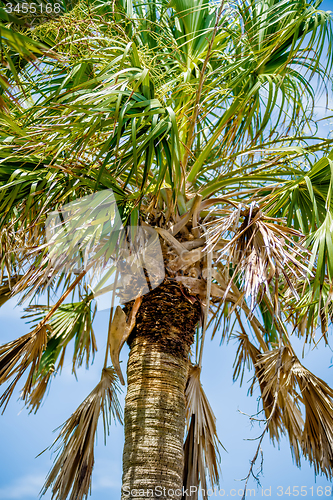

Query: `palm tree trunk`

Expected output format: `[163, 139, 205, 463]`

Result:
[121, 280, 201, 499]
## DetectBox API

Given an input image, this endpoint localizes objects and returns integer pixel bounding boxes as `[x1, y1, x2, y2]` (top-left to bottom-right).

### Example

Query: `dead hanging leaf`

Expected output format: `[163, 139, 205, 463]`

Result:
[231, 330, 304, 465]
[0, 324, 49, 411]
[109, 307, 128, 386]
[252, 345, 333, 475]
[183, 365, 221, 500]
[204, 204, 310, 311]
[108, 297, 141, 385]
[253, 347, 304, 465]
[292, 359, 333, 477]
[40, 367, 122, 500]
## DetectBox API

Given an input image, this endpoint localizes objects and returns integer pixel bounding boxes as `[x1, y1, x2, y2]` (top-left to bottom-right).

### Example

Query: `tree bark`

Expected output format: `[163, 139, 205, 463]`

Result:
[121, 280, 201, 499]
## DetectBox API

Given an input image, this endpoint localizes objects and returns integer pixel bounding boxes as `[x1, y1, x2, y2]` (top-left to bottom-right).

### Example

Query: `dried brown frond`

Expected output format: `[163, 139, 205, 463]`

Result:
[183, 365, 221, 500]
[205, 204, 310, 311]
[41, 367, 122, 500]
[254, 347, 304, 466]
[292, 359, 333, 476]
[0, 325, 49, 411]
[254, 346, 333, 475]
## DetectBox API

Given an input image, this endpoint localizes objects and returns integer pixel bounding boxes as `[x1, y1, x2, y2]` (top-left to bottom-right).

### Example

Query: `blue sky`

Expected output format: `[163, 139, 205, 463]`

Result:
[2, 1, 333, 499]
[1, 297, 333, 500]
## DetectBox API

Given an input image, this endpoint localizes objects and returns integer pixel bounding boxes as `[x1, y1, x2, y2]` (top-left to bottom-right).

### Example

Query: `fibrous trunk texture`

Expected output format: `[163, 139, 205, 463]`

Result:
[121, 280, 201, 499]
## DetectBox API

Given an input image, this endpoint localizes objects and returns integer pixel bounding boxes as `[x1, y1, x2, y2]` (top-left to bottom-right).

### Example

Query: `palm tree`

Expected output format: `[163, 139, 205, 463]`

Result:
[1, 0, 333, 498]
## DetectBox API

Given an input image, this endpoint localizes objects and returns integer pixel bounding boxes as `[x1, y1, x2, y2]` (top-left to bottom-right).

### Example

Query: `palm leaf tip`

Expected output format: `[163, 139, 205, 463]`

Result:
[0, 325, 49, 412]
[27, 371, 53, 413]
[41, 367, 122, 500]
[183, 364, 221, 500]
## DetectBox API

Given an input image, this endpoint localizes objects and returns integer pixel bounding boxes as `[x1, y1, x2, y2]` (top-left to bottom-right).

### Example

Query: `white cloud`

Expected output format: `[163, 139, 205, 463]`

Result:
[0, 474, 45, 499]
